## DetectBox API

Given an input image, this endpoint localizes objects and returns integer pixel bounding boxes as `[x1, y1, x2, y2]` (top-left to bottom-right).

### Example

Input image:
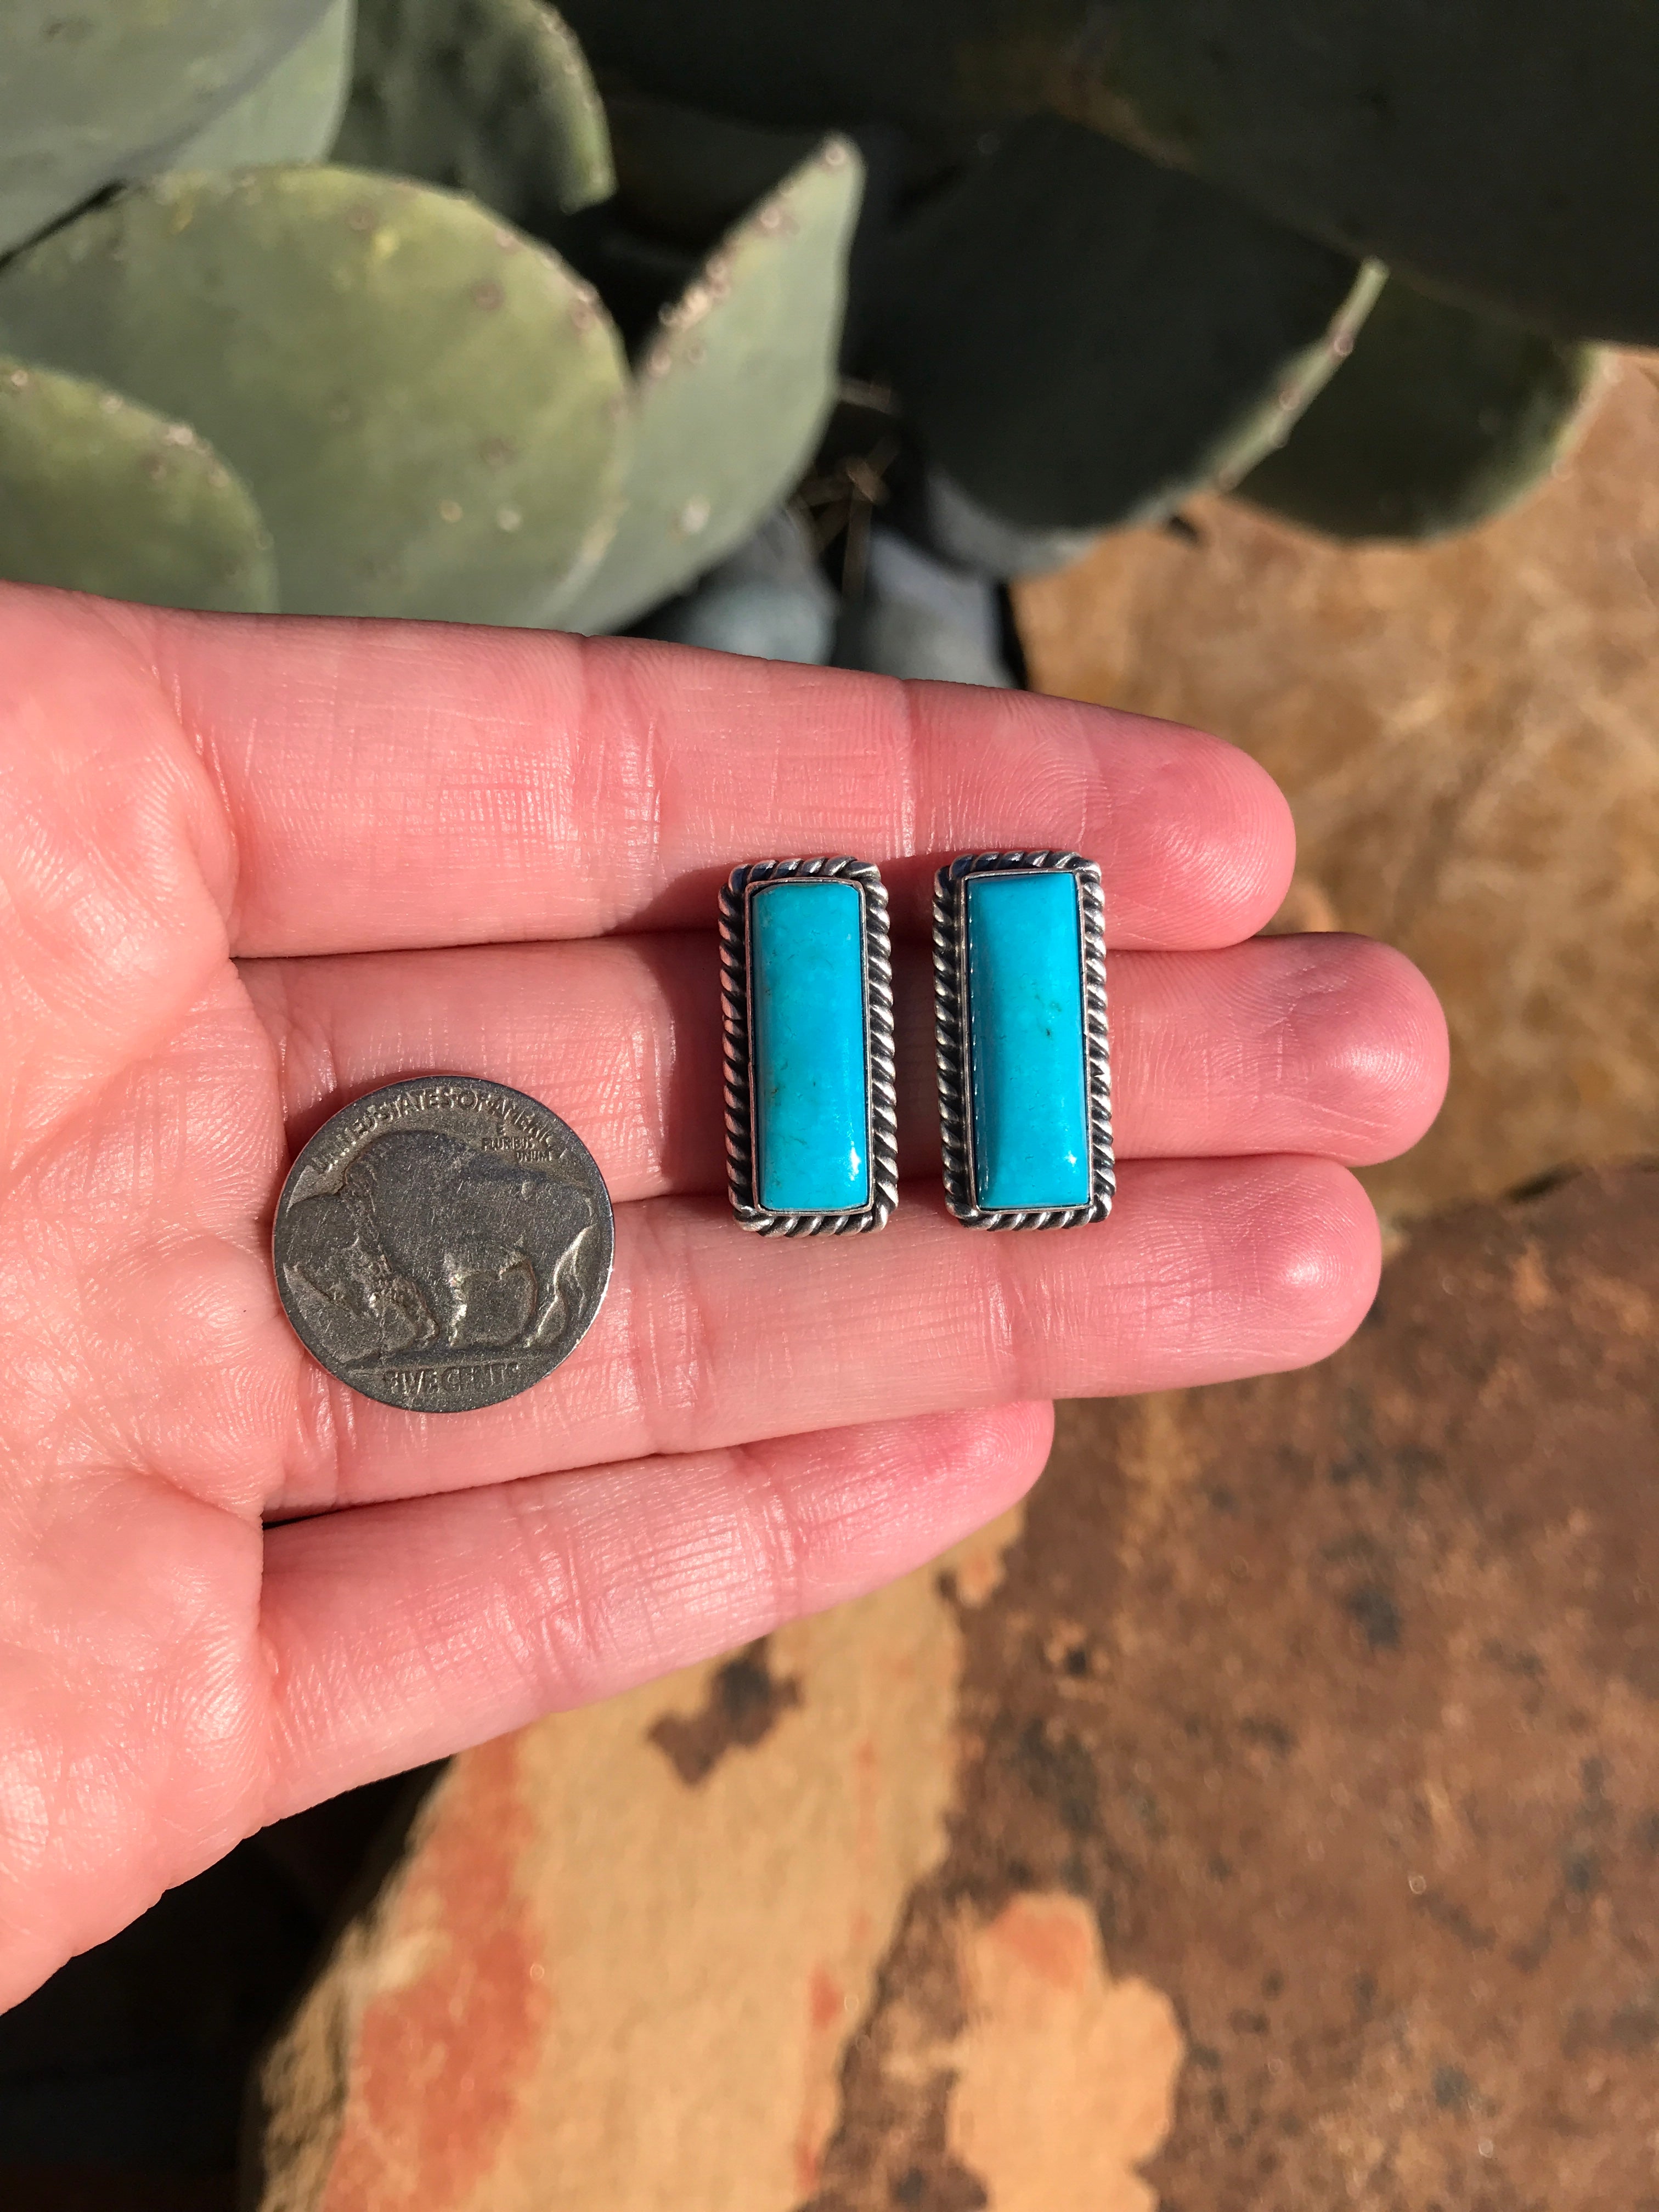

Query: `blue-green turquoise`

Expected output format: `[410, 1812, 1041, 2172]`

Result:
[965, 871, 1090, 1211]
[751, 879, 870, 1214]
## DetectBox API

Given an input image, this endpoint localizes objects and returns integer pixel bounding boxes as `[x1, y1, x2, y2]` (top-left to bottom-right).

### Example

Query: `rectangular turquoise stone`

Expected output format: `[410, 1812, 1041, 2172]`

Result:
[965, 871, 1091, 1211]
[751, 879, 871, 1215]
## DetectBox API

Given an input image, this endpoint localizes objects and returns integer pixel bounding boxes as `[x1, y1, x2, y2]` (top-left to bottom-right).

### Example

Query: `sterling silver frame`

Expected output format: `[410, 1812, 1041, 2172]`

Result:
[933, 850, 1114, 1230]
[720, 857, 899, 1234]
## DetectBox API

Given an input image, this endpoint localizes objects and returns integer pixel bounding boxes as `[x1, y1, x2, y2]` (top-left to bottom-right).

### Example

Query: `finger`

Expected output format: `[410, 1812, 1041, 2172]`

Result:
[273, 1155, 1380, 1515]
[242, 930, 1447, 1201]
[259, 1403, 1054, 1816]
[103, 595, 1294, 953]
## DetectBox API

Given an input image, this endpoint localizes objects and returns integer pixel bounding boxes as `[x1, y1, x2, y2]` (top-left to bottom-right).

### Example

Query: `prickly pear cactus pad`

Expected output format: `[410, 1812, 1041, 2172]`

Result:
[603, 93, 822, 250]
[1237, 283, 1606, 543]
[336, 0, 614, 229]
[556, 0, 964, 141]
[0, 167, 630, 624]
[862, 118, 1379, 533]
[561, 137, 862, 637]
[0, 0, 336, 258]
[164, 0, 357, 173]
[0, 359, 278, 614]
[558, 0, 1659, 342]
[1034, 0, 1659, 345]
[908, 469, 1102, 582]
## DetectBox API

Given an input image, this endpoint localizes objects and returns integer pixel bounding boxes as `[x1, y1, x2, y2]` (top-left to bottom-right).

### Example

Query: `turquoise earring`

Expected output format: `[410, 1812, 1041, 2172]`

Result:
[934, 851, 1114, 1229]
[720, 858, 898, 1234]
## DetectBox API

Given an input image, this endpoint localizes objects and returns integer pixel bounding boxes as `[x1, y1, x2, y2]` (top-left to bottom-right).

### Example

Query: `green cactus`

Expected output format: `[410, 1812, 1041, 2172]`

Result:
[1236, 284, 1606, 543]
[902, 470, 1102, 582]
[1034, 0, 1659, 346]
[860, 117, 1380, 534]
[561, 136, 862, 636]
[0, 358, 277, 613]
[0, 0, 336, 257]
[602, 93, 822, 250]
[5, 1, 1599, 648]
[557, 0, 1659, 343]
[0, 165, 630, 624]
[555, 0, 949, 139]
[335, 0, 613, 229]
[165, 0, 356, 172]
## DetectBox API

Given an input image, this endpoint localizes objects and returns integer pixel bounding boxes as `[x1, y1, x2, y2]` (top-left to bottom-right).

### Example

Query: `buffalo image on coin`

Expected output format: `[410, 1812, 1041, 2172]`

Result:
[274, 1080, 613, 1412]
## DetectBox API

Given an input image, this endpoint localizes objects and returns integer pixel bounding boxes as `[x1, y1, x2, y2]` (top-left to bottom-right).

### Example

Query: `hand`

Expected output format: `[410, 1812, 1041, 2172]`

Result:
[0, 583, 1445, 2004]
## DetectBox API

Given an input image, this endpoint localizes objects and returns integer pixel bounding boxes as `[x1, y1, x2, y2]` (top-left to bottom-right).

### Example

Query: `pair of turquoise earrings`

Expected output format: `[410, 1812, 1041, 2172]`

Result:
[720, 852, 1114, 1234]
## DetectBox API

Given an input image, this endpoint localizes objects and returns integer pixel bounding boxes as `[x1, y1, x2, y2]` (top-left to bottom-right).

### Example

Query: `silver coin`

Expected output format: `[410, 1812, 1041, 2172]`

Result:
[273, 1077, 614, 1413]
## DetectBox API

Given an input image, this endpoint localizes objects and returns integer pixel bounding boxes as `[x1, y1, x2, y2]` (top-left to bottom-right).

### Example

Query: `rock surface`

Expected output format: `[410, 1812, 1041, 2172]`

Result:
[252, 1168, 1659, 2211]
[249, 1511, 1024, 2212]
[1016, 356, 1659, 1223]
[824, 1165, 1659, 2212]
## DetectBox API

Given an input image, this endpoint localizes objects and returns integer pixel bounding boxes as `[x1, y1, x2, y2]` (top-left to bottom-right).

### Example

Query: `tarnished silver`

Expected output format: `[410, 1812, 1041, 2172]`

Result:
[719, 856, 899, 1234]
[273, 1077, 613, 1412]
[933, 851, 1115, 1230]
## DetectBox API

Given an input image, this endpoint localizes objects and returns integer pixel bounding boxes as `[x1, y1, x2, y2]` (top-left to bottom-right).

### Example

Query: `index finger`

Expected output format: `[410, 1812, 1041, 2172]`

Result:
[109, 595, 1292, 955]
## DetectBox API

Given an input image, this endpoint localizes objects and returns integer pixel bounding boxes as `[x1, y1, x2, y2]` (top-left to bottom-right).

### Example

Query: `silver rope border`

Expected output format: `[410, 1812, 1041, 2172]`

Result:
[720, 857, 899, 1235]
[933, 851, 1115, 1231]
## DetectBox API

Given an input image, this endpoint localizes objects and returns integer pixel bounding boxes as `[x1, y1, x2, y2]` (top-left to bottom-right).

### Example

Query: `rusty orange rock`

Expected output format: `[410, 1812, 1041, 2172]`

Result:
[1018, 356, 1659, 1223]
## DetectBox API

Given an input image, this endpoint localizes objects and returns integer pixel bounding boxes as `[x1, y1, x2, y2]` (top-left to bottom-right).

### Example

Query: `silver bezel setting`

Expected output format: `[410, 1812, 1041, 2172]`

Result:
[720, 857, 899, 1234]
[933, 850, 1114, 1231]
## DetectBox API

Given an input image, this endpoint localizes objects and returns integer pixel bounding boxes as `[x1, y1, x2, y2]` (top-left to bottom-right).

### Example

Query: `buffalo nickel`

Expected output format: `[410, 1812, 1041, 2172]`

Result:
[273, 1077, 614, 1413]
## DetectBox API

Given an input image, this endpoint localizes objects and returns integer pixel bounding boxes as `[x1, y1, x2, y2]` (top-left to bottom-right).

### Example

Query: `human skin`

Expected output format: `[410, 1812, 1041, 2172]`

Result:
[0, 583, 1447, 2007]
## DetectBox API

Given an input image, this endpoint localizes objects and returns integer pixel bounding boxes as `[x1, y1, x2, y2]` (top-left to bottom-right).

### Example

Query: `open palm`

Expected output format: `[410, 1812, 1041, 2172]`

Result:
[0, 583, 1445, 2006]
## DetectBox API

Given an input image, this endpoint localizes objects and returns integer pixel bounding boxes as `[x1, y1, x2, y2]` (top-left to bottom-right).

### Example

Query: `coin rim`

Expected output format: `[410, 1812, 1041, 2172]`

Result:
[272, 1074, 615, 1413]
